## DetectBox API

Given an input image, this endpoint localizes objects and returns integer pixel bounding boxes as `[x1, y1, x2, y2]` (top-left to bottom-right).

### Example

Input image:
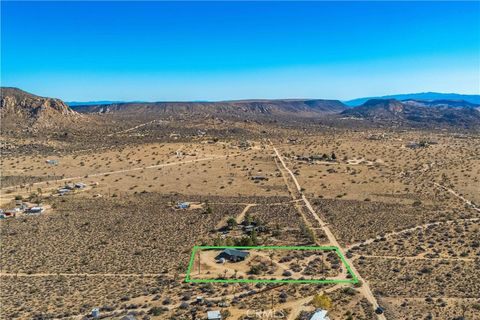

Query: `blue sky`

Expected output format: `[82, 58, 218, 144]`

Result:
[2, 1, 479, 101]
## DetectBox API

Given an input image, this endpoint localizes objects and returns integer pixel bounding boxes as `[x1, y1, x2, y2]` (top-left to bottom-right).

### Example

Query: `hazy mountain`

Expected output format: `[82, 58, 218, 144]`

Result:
[345, 92, 480, 106]
[341, 99, 480, 128]
[71, 99, 347, 117]
[66, 100, 132, 106]
[1, 87, 79, 133]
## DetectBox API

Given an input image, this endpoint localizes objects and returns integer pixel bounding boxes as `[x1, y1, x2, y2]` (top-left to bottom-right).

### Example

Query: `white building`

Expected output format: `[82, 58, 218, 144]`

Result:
[311, 309, 330, 320]
[207, 310, 222, 320]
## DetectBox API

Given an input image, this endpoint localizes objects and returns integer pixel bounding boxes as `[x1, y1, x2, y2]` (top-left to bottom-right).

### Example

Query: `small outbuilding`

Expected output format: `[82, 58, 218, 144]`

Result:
[176, 202, 190, 209]
[207, 310, 222, 320]
[91, 307, 100, 318]
[310, 309, 330, 320]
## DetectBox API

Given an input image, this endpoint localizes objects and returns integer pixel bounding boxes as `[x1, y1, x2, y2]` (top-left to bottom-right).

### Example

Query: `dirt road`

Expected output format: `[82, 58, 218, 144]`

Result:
[346, 217, 480, 250]
[271, 143, 386, 319]
[433, 182, 480, 213]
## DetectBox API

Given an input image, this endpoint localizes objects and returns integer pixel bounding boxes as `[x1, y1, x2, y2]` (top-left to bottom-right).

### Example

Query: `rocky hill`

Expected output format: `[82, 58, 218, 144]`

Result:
[1, 87, 79, 133]
[402, 99, 480, 110]
[71, 99, 347, 118]
[341, 99, 480, 128]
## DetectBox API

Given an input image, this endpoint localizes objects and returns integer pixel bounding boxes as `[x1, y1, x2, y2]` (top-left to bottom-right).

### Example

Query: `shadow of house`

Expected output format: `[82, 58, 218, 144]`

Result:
[215, 249, 249, 262]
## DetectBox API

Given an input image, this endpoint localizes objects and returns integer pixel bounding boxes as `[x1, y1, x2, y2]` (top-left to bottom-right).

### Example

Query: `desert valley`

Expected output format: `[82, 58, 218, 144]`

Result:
[0, 87, 479, 320]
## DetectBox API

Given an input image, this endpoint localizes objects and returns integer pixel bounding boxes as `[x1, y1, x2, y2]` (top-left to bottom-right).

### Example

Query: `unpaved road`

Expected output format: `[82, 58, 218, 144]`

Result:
[433, 182, 480, 213]
[346, 217, 480, 251]
[271, 143, 386, 319]
[107, 119, 159, 137]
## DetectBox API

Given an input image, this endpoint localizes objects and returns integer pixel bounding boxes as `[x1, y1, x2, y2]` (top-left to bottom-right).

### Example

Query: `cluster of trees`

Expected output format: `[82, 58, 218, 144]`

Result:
[212, 232, 258, 247]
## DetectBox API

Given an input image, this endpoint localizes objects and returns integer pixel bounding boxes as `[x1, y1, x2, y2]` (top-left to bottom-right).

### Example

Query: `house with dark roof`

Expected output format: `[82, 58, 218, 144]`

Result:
[215, 249, 249, 262]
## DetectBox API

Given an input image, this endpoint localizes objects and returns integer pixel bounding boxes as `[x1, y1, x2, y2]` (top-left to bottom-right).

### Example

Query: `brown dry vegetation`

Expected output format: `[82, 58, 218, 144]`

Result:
[1, 121, 479, 319]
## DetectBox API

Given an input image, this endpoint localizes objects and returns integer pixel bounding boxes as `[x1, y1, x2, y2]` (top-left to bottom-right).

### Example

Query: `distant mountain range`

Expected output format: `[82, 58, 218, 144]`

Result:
[2, 87, 479, 133]
[66, 100, 142, 106]
[70, 99, 347, 117]
[67, 92, 480, 107]
[344, 92, 480, 106]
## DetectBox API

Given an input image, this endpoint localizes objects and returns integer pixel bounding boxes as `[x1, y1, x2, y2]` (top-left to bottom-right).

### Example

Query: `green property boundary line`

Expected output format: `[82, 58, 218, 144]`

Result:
[185, 245, 358, 284]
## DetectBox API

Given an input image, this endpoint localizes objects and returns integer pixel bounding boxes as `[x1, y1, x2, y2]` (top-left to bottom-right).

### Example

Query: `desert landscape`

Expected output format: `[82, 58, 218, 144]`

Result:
[1, 87, 479, 320]
[1, 1, 479, 319]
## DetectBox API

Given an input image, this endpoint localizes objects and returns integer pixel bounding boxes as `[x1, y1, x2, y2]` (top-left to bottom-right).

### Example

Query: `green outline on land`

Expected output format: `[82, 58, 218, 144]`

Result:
[185, 245, 358, 284]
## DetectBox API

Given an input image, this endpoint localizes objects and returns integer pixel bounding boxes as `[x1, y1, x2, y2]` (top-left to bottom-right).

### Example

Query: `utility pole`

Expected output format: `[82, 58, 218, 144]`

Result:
[271, 290, 274, 311]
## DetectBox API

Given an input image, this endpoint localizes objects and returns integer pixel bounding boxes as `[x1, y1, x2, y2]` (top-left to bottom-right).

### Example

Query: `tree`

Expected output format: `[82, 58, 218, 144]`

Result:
[221, 310, 231, 319]
[227, 217, 237, 230]
[311, 293, 332, 310]
[250, 229, 258, 245]
[244, 212, 253, 225]
[331, 152, 337, 160]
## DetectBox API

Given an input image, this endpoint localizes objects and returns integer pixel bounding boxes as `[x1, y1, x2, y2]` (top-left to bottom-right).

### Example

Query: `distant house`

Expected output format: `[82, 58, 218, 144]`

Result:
[27, 207, 44, 215]
[58, 188, 71, 195]
[296, 156, 310, 162]
[46, 159, 59, 165]
[310, 309, 330, 320]
[176, 202, 190, 209]
[238, 141, 250, 149]
[16, 203, 28, 211]
[64, 183, 75, 190]
[170, 133, 181, 139]
[244, 225, 255, 233]
[74, 182, 86, 189]
[215, 249, 249, 262]
[251, 176, 268, 181]
[310, 155, 325, 161]
[207, 310, 222, 320]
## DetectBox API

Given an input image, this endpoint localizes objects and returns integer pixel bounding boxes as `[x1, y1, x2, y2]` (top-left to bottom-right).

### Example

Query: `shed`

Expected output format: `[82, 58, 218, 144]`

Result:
[207, 310, 222, 320]
[310, 309, 330, 320]
[91, 307, 100, 318]
[176, 202, 190, 209]
[215, 249, 249, 262]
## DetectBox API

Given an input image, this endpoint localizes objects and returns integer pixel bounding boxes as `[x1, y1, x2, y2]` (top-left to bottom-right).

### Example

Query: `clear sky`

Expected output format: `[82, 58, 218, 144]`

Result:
[2, 1, 479, 101]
